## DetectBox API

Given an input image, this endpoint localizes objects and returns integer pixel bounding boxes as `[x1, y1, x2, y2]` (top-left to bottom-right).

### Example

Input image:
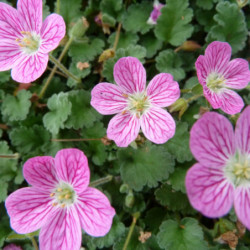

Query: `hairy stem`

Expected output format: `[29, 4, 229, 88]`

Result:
[0, 153, 19, 159]
[113, 23, 122, 51]
[89, 175, 113, 187]
[56, 0, 60, 14]
[30, 236, 39, 250]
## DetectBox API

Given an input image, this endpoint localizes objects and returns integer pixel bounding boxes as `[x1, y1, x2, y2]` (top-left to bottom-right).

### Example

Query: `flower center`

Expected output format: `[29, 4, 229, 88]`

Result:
[224, 152, 250, 187]
[123, 92, 151, 117]
[206, 72, 226, 92]
[16, 31, 41, 54]
[50, 182, 76, 208]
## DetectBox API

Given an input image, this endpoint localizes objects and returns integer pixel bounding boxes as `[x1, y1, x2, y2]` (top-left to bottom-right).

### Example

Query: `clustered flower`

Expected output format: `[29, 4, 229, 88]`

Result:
[1, 0, 250, 249]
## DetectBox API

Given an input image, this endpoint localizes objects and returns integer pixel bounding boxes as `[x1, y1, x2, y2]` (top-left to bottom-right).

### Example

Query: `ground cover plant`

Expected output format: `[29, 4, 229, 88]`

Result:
[0, 0, 250, 249]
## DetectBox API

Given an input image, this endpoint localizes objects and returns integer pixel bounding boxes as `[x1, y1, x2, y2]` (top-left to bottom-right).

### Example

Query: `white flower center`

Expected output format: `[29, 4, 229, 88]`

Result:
[16, 31, 41, 55]
[123, 92, 151, 117]
[224, 152, 250, 187]
[50, 182, 76, 208]
[206, 72, 226, 93]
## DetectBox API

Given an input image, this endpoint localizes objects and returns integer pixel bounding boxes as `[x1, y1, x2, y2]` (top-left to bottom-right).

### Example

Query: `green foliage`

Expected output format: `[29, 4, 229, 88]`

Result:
[196, 0, 215, 10]
[140, 33, 163, 58]
[118, 144, 175, 191]
[206, 1, 248, 54]
[100, 0, 123, 21]
[155, 0, 193, 46]
[157, 218, 208, 250]
[1, 90, 32, 122]
[169, 167, 188, 193]
[43, 92, 72, 134]
[156, 49, 186, 81]
[108, 32, 139, 50]
[164, 121, 193, 163]
[103, 45, 146, 82]
[122, 2, 152, 34]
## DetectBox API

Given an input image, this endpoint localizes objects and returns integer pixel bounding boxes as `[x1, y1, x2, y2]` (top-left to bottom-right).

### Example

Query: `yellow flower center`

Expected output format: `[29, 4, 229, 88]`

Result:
[16, 31, 41, 54]
[206, 72, 226, 92]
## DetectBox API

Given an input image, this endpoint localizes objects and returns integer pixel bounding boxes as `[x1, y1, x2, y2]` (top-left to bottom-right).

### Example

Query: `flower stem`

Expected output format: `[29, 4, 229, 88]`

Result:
[49, 54, 81, 83]
[180, 89, 191, 93]
[89, 175, 113, 187]
[51, 138, 102, 142]
[123, 213, 140, 250]
[38, 36, 76, 99]
[113, 23, 122, 51]
[56, 0, 60, 14]
[0, 153, 19, 159]
[30, 236, 39, 250]
[187, 94, 203, 103]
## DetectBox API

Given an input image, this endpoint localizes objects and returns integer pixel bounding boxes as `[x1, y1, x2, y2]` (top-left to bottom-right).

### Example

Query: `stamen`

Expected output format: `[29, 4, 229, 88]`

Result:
[122, 110, 127, 115]
[57, 188, 62, 192]
[50, 193, 55, 197]
[52, 202, 58, 207]
[65, 194, 70, 199]
[61, 204, 66, 208]
[122, 93, 128, 98]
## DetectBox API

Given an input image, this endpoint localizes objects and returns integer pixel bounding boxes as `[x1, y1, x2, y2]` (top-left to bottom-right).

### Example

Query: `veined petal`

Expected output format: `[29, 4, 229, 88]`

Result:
[5, 187, 56, 234]
[224, 59, 250, 89]
[39, 207, 81, 250]
[11, 52, 48, 83]
[76, 187, 115, 237]
[23, 156, 58, 191]
[146, 73, 180, 107]
[55, 148, 90, 193]
[107, 112, 140, 147]
[235, 106, 250, 154]
[114, 57, 146, 94]
[17, 0, 42, 33]
[40, 14, 66, 53]
[185, 163, 234, 218]
[140, 107, 175, 144]
[190, 111, 235, 166]
[91, 82, 127, 115]
[219, 89, 244, 115]
[195, 41, 231, 86]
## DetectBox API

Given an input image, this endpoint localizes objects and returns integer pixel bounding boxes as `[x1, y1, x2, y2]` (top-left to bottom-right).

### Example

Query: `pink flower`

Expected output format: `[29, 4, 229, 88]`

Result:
[0, 0, 66, 83]
[5, 148, 115, 250]
[147, 0, 164, 25]
[91, 56, 180, 147]
[3, 244, 22, 250]
[195, 41, 250, 115]
[185, 106, 250, 229]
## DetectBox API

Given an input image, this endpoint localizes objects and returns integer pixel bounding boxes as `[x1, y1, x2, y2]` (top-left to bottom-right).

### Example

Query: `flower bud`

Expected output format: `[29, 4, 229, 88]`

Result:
[175, 40, 201, 52]
[69, 17, 89, 39]
[98, 48, 115, 63]
[120, 183, 129, 194]
[169, 98, 188, 119]
[125, 192, 135, 208]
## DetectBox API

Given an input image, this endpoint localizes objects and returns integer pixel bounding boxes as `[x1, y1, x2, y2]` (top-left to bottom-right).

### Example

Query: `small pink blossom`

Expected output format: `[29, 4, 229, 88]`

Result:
[185, 106, 250, 229]
[0, 0, 66, 83]
[3, 244, 22, 250]
[91, 56, 180, 147]
[195, 41, 250, 115]
[5, 148, 115, 250]
[147, 0, 164, 25]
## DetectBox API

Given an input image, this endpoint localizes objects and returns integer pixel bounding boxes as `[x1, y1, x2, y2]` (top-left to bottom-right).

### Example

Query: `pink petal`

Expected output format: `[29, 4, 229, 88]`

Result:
[185, 163, 234, 218]
[11, 52, 48, 83]
[107, 112, 140, 147]
[224, 59, 250, 89]
[39, 207, 81, 250]
[91, 82, 127, 115]
[5, 187, 56, 234]
[190, 111, 235, 167]
[219, 89, 244, 115]
[146, 73, 180, 107]
[17, 0, 42, 33]
[235, 105, 250, 154]
[195, 41, 231, 86]
[76, 187, 115, 237]
[140, 107, 175, 144]
[23, 156, 58, 191]
[234, 187, 250, 230]
[40, 14, 66, 53]
[55, 148, 90, 193]
[114, 57, 146, 94]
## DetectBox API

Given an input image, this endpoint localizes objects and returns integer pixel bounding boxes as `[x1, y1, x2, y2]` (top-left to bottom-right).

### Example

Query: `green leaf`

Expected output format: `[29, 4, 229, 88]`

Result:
[91, 216, 125, 248]
[155, 0, 193, 46]
[43, 92, 72, 134]
[9, 125, 50, 156]
[0, 71, 10, 83]
[196, 0, 215, 10]
[103, 45, 146, 83]
[156, 49, 186, 81]
[65, 90, 101, 129]
[157, 218, 208, 250]
[108, 32, 139, 50]
[0, 181, 8, 202]
[164, 121, 192, 163]
[155, 183, 193, 212]
[100, 0, 123, 21]
[118, 144, 175, 191]
[1, 90, 32, 122]
[42, 0, 50, 20]
[69, 38, 105, 62]
[169, 167, 189, 193]
[122, 2, 152, 34]
[195, 8, 216, 32]
[206, 1, 248, 54]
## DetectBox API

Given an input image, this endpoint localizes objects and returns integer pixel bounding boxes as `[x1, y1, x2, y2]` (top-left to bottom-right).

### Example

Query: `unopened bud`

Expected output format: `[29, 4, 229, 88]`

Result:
[237, 0, 249, 8]
[120, 184, 129, 194]
[69, 17, 89, 39]
[175, 40, 201, 52]
[169, 98, 188, 119]
[125, 192, 135, 208]
[98, 48, 115, 63]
